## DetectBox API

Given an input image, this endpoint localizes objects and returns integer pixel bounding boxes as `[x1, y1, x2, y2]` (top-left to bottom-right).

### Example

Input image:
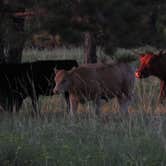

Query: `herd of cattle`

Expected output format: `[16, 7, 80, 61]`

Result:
[0, 51, 165, 115]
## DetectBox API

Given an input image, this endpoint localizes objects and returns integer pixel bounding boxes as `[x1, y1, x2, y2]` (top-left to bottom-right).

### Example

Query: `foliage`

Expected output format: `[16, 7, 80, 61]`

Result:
[29, 0, 166, 52]
[2, 0, 166, 57]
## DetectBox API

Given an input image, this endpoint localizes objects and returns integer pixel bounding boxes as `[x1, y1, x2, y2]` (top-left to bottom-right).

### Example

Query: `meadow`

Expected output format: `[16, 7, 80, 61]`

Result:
[0, 47, 166, 166]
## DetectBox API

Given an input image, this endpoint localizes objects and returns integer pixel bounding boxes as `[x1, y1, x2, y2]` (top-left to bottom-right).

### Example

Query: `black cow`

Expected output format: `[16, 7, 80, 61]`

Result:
[0, 60, 78, 113]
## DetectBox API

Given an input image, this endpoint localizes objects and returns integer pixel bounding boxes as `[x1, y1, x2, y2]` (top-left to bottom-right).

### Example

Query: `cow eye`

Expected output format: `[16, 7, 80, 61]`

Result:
[149, 58, 155, 65]
[62, 79, 67, 83]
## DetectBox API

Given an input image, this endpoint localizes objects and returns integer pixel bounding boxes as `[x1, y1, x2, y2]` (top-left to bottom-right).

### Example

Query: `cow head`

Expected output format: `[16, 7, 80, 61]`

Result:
[135, 52, 162, 78]
[53, 69, 71, 94]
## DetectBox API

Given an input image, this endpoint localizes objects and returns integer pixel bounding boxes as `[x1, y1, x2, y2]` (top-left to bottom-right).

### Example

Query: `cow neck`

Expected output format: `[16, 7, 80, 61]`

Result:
[69, 72, 86, 94]
[154, 57, 166, 80]
[152, 70, 165, 80]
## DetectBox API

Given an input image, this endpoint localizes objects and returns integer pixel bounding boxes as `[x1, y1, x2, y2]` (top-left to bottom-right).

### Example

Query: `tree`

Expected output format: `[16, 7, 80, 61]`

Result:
[36, 0, 166, 60]
[0, 0, 35, 63]
[1, 0, 166, 63]
[0, 1, 26, 63]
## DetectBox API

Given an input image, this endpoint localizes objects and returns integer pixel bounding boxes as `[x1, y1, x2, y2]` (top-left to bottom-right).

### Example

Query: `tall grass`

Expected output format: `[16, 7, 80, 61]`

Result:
[0, 108, 166, 165]
[0, 47, 166, 165]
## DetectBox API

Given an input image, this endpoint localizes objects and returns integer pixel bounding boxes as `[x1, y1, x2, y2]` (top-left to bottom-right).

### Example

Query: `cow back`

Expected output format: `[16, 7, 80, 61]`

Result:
[0, 60, 78, 110]
[69, 62, 134, 99]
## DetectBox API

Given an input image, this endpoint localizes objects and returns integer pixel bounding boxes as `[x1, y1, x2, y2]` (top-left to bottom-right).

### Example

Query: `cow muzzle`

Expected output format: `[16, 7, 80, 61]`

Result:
[53, 87, 59, 94]
[135, 71, 141, 78]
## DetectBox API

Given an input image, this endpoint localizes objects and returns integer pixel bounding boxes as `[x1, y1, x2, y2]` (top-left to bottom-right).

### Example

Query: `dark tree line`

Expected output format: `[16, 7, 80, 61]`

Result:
[0, 0, 166, 63]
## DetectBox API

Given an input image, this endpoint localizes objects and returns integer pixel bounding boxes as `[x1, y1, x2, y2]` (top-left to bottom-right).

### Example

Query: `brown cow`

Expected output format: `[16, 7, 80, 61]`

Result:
[135, 51, 166, 102]
[53, 62, 135, 115]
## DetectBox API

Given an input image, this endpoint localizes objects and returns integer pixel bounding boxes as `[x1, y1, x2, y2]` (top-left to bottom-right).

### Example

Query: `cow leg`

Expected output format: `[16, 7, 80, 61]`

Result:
[31, 96, 40, 116]
[16, 98, 24, 112]
[5, 96, 23, 112]
[159, 80, 166, 103]
[95, 98, 105, 115]
[13, 97, 23, 112]
[0, 95, 7, 112]
[117, 95, 130, 112]
[0, 101, 5, 112]
[0, 105, 4, 112]
[6, 97, 13, 112]
[69, 94, 78, 117]
[64, 92, 70, 113]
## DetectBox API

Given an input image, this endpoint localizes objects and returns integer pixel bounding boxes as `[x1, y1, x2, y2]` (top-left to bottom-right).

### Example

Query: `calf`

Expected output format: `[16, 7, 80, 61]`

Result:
[53, 62, 135, 115]
[135, 51, 166, 102]
[0, 60, 78, 113]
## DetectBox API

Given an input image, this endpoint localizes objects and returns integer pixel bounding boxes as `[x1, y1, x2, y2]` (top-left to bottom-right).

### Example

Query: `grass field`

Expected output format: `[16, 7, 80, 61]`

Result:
[0, 48, 166, 166]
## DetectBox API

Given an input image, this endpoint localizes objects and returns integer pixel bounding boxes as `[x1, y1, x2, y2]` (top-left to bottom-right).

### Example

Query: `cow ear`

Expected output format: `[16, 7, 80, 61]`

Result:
[157, 50, 164, 57]
[140, 54, 145, 58]
[68, 66, 76, 74]
[71, 66, 76, 70]
[54, 67, 59, 74]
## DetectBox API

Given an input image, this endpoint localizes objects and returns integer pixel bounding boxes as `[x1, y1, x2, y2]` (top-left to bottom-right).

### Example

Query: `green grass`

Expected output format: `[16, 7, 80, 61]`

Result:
[0, 111, 166, 166]
[0, 47, 165, 166]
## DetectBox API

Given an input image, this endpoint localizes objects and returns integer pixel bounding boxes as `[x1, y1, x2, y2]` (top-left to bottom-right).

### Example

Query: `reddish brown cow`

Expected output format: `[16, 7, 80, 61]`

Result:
[135, 51, 166, 102]
[53, 62, 135, 115]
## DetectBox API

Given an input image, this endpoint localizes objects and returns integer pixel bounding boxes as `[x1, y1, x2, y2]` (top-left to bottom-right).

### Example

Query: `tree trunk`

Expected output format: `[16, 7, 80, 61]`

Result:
[0, 37, 5, 63]
[6, 7, 25, 63]
[7, 45, 24, 63]
[3, 31, 25, 63]
[0, 3, 25, 63]
[84, 31, 97, 64]
[0, 2, 5, 62]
